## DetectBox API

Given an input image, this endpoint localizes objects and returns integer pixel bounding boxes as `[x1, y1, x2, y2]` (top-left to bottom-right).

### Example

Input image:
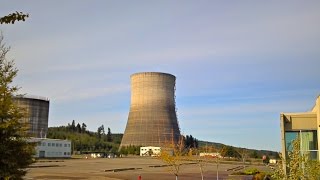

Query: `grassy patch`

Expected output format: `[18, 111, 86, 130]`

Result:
[231, 168, 259, 175]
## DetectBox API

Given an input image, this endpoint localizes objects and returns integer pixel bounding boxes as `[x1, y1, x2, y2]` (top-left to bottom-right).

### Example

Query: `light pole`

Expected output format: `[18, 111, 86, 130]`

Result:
[216, 156, 219, 180]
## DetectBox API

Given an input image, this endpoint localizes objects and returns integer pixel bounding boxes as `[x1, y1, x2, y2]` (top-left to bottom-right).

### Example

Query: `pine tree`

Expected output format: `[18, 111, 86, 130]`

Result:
[107, 127, 112, 142]
[0, 34, 35, 179]
[97, 125, 105, 139]
[76, 123, 81, 133]
[71, 120, 76, 132]
[81, 123, 87, 133]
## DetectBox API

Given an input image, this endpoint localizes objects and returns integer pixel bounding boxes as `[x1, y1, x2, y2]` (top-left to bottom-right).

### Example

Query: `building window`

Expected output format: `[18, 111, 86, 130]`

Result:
[42, 142, 46, 146]
[52, 143, 55, 147]
[48, 143, 51, 146]
[64, 144, 67, 147]
[285, 130, 318, 160]
[56, 143, 59, 147]
[60, 144, 62, 147]
[285, 131, 298, 151]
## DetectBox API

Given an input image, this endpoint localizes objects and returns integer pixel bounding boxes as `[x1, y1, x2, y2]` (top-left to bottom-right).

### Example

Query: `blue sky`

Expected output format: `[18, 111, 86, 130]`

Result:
[1, 1, 319, 151]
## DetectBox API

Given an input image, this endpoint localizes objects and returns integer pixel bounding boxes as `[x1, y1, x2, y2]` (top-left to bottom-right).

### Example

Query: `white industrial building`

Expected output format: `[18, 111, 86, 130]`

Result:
[140, 146, 161, 156]
[199, 152, 221, 158]
[29, 138, 72, 158]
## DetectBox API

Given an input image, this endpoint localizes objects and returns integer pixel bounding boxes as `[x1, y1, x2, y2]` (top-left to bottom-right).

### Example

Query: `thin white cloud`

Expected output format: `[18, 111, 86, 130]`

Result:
[49, 109, 128, 132]
[55, 84, 129, 102]
[180, 98, 313, 117]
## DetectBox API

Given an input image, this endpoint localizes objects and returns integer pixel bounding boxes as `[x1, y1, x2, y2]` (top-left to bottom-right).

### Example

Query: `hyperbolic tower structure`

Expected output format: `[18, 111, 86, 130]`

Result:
[120, 72, 181, 148]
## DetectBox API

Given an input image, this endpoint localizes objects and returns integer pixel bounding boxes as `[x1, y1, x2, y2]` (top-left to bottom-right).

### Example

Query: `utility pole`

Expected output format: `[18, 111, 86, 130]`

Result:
[216, 157, 219, 180]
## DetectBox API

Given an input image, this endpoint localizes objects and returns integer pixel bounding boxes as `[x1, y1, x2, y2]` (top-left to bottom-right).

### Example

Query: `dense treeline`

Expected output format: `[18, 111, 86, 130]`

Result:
[47, 120, 122, 154]
[119, 145, 141, 155]
[184, 135, 199, 149]
[119, 134, 199, 156]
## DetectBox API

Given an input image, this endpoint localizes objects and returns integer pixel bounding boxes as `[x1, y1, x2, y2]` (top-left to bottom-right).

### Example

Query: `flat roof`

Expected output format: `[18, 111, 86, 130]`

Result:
[280, 112, 316, 116]
[14, 95, 50, 101]
[30, 137, 71, 142]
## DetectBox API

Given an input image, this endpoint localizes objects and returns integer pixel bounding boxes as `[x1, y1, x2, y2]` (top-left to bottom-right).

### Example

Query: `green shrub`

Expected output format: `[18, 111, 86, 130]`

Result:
[244, 168, 260, 175]
[230, 168, 260, 176]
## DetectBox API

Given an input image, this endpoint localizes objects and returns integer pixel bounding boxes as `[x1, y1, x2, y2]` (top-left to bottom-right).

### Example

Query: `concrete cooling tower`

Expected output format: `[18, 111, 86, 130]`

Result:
[13, 95, 50, 138]
[120, 72, 181, 148]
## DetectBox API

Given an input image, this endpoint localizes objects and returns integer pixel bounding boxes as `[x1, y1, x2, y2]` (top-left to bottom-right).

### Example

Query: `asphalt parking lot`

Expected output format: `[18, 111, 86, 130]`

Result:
[25, 157, 270, 180]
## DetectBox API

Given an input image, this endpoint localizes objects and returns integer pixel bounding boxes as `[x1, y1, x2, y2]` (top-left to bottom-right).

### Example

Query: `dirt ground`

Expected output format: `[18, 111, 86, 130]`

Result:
[25, 157, 271, 180]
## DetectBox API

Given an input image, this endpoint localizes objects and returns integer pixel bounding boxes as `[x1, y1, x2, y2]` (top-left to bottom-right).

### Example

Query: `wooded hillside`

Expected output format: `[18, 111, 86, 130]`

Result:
[47, 120, 277, 159]
[47, 120, 122, 154]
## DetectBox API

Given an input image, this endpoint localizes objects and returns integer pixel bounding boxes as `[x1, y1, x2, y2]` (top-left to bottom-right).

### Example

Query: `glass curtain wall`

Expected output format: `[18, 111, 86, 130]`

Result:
[285, 131, 318, 160]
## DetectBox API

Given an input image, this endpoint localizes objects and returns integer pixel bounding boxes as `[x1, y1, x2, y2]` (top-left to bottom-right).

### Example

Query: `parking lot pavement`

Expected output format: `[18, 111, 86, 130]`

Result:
[25, 157, 270, 180]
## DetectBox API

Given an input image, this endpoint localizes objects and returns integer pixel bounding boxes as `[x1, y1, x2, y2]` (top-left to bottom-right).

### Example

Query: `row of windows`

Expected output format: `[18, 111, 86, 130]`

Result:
[46, 152, 71, 156]
[38, 142, 70, 147]
[141, 148, 160, 151]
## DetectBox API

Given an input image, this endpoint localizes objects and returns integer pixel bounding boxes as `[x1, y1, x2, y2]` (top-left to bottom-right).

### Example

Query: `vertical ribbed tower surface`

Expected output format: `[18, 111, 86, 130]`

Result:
[120, 72, 181, 148]
[13, 95, 50, 138]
